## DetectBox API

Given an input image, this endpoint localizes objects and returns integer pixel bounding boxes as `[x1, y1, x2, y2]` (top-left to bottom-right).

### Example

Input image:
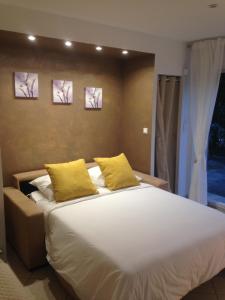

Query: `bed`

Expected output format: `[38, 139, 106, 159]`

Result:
[4, 165, 225, 300]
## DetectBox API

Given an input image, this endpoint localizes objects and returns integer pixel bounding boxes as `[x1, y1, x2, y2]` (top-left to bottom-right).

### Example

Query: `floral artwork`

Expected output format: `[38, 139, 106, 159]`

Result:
[14, 72, 39, 98]
[85, 87, 102, 109]
[53, 80, 73, 104]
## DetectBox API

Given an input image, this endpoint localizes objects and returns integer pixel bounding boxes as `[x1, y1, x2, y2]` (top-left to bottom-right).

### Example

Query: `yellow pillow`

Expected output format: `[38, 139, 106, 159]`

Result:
[45, 159, 98, 202]
[94, 153, 139, 190]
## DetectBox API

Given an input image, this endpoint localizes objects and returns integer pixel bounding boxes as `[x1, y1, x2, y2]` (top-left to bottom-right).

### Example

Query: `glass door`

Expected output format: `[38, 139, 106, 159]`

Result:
[208, 73, 225, 207]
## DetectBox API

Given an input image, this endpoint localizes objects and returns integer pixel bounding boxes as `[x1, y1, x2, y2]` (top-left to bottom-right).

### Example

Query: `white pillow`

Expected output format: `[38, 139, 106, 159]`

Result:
[88, 166, 142, 187]
[88, 166, 105, 187]
[29, 175, 54, 201]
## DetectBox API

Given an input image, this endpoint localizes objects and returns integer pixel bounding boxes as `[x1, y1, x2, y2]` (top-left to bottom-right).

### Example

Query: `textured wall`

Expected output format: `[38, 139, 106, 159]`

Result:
[0, 45, 123, 185]
[0, 148, 6, 258]
[0, 40, 154, 185]
[121, 56, 155, 173]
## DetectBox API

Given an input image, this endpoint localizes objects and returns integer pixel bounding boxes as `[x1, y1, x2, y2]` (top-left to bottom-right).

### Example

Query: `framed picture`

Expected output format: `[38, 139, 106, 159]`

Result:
[53, 80, 73, 104]
[14, 72, 39, 99]
[85, 87, 102, 109]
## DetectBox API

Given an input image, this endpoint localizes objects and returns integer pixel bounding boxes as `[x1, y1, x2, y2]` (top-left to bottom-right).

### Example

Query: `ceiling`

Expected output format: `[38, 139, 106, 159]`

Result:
[0, 30, 152, 60]
[0, 0, 224, 42]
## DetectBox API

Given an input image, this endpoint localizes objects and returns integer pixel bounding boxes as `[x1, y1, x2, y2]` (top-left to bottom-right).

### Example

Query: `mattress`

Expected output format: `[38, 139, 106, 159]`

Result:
[33, 185, 225, 300]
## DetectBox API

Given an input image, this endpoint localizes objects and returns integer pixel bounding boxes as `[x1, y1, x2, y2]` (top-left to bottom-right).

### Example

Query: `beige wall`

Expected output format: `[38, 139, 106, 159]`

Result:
[0, 40, 155, 185]
[121, 56, 154, 173]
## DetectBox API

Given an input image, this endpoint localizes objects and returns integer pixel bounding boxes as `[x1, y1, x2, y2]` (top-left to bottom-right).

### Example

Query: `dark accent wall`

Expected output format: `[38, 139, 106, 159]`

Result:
[121, 56, 154, 173]
[0, 34, 154, 185]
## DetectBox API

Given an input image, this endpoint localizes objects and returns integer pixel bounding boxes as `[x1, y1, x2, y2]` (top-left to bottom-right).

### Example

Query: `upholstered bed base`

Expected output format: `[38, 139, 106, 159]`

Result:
[4, 163, 168, 270]
[4, 187, 47, 269]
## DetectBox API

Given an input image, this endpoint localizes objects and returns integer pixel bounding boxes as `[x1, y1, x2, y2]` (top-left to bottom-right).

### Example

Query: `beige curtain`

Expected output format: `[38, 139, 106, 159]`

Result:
[155, 75, 180, 192]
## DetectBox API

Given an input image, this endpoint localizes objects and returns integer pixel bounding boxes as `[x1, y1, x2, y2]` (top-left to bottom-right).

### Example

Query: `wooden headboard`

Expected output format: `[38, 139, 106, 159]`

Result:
[12, 162, 97, 194]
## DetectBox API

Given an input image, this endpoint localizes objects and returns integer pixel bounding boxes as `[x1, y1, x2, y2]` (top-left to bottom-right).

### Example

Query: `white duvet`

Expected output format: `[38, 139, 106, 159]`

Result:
[34, 185, 225, 300]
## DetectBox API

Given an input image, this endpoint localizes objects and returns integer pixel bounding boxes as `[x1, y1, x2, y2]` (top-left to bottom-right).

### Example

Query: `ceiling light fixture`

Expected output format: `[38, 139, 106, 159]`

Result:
[65, 41, 72, 47]
[122, 50, 128, 55]
[96, 46, 103, 51]
[208, 3, 218, 8]
[28, 35, 36, 41]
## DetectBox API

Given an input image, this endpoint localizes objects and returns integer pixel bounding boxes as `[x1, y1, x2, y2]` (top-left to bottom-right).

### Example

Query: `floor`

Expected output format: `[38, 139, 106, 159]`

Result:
[5, 244, 225, 300]
[7, 245, 73, 300]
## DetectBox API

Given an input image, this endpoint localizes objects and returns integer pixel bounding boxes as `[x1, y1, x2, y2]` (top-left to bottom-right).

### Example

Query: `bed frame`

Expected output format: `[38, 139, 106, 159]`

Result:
[3, 163, 168, 270]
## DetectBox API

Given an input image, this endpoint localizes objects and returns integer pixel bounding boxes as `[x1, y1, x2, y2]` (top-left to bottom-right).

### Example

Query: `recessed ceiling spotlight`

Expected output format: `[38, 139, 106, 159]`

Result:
[208, 3, 218, 8]
[28, 35, 36, 41]
[122, 50, 128, 55]
[96, 46, 103, 51]
[65, 41, 72, 47]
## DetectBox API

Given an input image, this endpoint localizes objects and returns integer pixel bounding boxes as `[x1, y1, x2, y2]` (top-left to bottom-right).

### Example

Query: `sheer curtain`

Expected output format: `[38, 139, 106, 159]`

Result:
[155, 75, 180, 192]
[189, 39, 225, 205]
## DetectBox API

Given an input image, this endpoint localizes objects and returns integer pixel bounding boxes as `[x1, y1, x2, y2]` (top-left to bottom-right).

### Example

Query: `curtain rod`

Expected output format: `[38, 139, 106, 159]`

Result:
[187, 36, 225, 48]
[159, 78, 180, 82]
[159, 75, 180, 79]
[158, 74, 180, 78]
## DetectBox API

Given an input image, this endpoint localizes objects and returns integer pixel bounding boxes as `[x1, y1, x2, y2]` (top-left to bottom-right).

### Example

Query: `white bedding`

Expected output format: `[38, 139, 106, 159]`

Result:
[33, 185, 225, 300]
[31, 183, 150, 212]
